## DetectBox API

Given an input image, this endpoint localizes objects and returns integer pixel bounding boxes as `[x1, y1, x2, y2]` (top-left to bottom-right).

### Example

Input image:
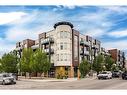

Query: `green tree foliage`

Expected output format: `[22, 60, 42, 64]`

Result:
[111, 64, 119, 71]
[0, 59, 3, 72]
[1, 53, 18, 73]
[92, 54, 104, 74]
[105, 55, 115, 71]
[79, 59, 90, 78]
[33, 49, 50, 77]
[20, 48, 34, 78]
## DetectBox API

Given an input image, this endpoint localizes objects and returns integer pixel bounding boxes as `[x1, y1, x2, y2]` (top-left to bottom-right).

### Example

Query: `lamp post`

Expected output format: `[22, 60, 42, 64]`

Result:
[17, 48, 21, 75]
[77, 67, 80, 80]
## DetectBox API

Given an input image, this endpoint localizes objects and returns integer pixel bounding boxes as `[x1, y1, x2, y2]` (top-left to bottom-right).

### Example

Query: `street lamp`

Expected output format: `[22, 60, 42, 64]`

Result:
[16, 48, 22, 76]
[77, 67, 80, 80]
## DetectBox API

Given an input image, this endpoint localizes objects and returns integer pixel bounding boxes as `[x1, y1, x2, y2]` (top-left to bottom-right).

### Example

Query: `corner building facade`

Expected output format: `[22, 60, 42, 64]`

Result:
[16, 21, 101, 78]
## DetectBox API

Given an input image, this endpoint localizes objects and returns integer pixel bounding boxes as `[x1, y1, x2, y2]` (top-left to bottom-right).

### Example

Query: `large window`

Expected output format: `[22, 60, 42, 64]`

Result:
[64, 53, 67, 61]
[60, 42, 68, 50]
[57, 54, 59, 61]
[60, 42, 63, 50]
[60, 31, 64, 38]
[64, 42, 67, 50]
[60, 31, 70, 38]
[60, 54, 63, 61]
[57, 53, 70, 61]
[64, 31, 67, 38]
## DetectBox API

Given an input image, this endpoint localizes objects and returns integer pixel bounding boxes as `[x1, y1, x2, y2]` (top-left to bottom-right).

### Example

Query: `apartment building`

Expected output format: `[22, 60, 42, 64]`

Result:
[16, 39, 35, 58]
[108, 49, 125, 68]
[101, 47, 111, 57]
[15, 21, 110, 78]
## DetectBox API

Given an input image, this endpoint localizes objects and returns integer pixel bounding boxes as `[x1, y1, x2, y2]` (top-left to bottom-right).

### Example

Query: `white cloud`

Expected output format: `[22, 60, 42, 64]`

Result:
[0, 6, 127, 58]
[5, 27, 30, 42]
[0, 12, 27, 25]
[53, 5, 76, 11]
[1, 10, 64, 49]
[102, 6, 127, 14]
[0, 38, 15, 58]
[84, 28, 105, 38]
[102, 40, 127, 58]
[108, 29, 127, 38]
[63, 5, 76, 9]
[0, 11, 62, 57]
[102, 40, 127, 50]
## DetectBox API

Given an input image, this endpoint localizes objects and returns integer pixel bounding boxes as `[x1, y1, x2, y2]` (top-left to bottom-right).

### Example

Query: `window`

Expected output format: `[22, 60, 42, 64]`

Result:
[81, 38, 83, 42]
[60, 54, 63, 61]
[64, 42, 67, 50]
[64, 31, 67, 38]
[64, 53, 67, 61]
[60, 31, 69, 38]
[57, 54, 59, 61]
[60, 42, 63, 50]
[60, 31, 63, 38]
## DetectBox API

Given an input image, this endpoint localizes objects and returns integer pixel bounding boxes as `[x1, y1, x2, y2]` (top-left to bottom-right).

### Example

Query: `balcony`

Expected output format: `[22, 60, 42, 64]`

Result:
[15, 47, 23, 51]
[80, 41, 90, 47]
[84, 51, 90, 55]
[41, 38, 54, 45]
[44, 48, 54, 54]
[84, 41, 90, 46]
[31, 44, 39, 49]
[92, 45, 98, 49]
[80, 50, 89, 55]
[80, 50, 83, 55]
[80, 41, 84, 45]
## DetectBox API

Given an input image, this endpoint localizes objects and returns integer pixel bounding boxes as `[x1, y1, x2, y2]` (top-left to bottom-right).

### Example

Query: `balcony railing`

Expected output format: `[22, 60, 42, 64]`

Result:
[80, 41, 84, 45]
[80, 41, 90, 46]
[16, 47, 23, 51]
[44, 48, 54, 54]
[92, 45, 98, 49]
[31, 44, 39, 49]
[41, 38, 54, 45]
[84, 51, 90, 55]
[84, 41, 90, 46]
[80, 50, 89, 55]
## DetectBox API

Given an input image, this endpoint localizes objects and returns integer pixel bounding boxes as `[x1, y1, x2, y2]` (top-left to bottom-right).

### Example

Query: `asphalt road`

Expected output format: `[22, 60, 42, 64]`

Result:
[0, 78, 127, 89]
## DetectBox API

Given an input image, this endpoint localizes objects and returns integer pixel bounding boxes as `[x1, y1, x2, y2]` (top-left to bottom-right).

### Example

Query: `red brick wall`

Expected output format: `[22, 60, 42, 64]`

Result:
[108, 49, 118, 62]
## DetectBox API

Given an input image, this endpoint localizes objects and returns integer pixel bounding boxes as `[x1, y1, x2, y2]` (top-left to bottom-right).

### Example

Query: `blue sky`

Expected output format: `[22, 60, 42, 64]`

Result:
[0, 6, 127, 58]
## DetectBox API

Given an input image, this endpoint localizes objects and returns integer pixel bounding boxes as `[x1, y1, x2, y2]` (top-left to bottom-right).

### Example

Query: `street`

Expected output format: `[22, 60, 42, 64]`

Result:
[0, 78, 127, 89]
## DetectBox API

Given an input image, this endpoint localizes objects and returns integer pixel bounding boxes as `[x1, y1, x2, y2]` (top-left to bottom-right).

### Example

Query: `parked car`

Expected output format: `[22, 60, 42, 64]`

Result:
[112, 71, 121, 78]
[9, 73, 18, 80]
[97, 71, 112, 79]
[122, 71, 127, 80]
[0, 73, 16, 85]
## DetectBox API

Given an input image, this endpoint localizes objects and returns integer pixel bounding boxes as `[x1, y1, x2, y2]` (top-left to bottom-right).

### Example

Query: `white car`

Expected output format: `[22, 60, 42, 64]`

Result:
[0, 73, 16, 85]
[97, 71, 112, 79]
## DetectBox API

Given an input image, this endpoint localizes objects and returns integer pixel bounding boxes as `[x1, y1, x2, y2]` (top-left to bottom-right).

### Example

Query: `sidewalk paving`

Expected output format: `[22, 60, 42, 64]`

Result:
[18, 76, 78, 82]
[18, 76, 96, 82]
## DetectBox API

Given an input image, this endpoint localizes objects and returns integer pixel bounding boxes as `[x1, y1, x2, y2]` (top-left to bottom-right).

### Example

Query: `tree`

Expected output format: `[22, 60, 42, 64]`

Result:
[33, 49, 50, 78]
[79, 59, 90, 78]
[111, 64, 119, 71]
[20, 48, 34, 78]
[105, 55, 115, 71]
[0, 59, 3, 72]
[92, 54, 104, 74]
[1, 53, 18, 73]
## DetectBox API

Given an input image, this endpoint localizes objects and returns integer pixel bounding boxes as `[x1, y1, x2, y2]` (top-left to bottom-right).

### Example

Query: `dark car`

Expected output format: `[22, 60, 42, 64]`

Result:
[112, 71, 121, 78]
[122, 71, 127, 80]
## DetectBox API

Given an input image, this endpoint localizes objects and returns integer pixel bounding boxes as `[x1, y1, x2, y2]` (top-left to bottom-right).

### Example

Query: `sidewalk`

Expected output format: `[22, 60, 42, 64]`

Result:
[18, 76, 78, 82]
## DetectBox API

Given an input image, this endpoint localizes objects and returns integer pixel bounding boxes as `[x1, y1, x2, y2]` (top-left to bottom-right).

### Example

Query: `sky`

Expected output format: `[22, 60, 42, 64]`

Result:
[0, 6, 127, 58]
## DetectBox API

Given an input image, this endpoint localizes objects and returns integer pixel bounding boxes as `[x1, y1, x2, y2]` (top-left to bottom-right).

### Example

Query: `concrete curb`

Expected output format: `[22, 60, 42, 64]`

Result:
[19, 78, 78, 82]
